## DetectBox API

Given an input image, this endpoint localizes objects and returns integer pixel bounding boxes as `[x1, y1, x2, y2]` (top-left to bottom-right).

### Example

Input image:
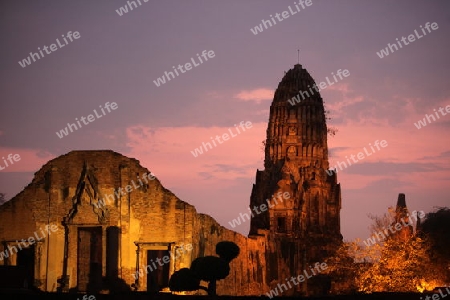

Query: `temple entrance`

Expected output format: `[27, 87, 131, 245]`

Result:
[16, 245, 35, 288]
[77, 227, 102, 292]
[146, 249, 170, 292]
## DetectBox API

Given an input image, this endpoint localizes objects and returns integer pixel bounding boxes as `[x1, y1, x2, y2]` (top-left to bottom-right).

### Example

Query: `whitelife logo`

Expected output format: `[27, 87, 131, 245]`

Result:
[266, 262, 328, 298]
[363, 210, 425, 247]
[0, 153, 21, 171]
[18, 31, 81, 68]
[420, 288, 450, 300]
[56, 102, 118, 139]
[190, 121, 252, 158]
[153, 50, 215, 87]
[93, 172, 156, 209]
[326, 140, 388, 176]
[376, 22, 438, 59]
[228, 192, 290, 228]
[287, 69, 350, 106]
[0, 225, 58, 261]
[115, 0, 149, 16]
[250, 0, 313, 35]
[413, 104, 450, 129]
[133, 243, 193, 280]
[77, 295, 95, 300]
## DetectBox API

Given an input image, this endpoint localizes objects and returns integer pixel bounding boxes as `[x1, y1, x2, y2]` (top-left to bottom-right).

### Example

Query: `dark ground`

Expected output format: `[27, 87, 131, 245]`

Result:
[0, 291, 430, 300]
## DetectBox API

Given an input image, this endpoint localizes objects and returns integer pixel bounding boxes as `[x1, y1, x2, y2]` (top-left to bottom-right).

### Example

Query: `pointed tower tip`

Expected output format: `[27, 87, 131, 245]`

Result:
[396, 193, 406, 208]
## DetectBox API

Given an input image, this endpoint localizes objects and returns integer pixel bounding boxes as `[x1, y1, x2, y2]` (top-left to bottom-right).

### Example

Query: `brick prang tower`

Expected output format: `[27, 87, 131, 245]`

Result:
[249, 64, 343, 295]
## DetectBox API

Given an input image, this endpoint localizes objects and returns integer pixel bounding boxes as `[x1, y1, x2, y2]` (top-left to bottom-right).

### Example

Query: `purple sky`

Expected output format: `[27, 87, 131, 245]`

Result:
[1, 0, 449, 242]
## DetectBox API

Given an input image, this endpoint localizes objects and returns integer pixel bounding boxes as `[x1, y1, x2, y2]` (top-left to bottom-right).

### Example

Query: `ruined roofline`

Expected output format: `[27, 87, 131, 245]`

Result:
[196, 212, 254, 240]
[2, 150, 172, 207]
[1, 150, 249, 240]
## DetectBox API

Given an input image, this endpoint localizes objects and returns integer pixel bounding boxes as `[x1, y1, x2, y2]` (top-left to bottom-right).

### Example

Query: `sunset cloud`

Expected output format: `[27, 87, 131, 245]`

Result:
[122, 123, 267, 231]
[234, 88, 274, 104]
[124, 123, 266, 184]
[0, 147, 54, 172]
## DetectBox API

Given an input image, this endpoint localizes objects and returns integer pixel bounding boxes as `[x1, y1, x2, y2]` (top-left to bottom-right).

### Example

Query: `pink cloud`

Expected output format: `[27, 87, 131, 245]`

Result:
[321, 83, 364, 113]
[124, 123, 267, 187]
[327, 120, 450, 192]
[0, 147, 54, 172]
[123, 122, 269, 229]
[234, 88, 274, 104]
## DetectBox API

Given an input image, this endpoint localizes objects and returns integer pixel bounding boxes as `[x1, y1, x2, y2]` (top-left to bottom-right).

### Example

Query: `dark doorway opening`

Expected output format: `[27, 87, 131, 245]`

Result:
[77, 227, 102, 292]
[277, 217, 287, 233]
[146, 249, 170, 292]
[106, 226, 119, 278]
[16, 245, 35, 288]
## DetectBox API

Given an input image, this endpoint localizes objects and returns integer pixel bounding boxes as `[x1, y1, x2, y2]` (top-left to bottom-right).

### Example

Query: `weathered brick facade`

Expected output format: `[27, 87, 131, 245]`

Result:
[0, 151, 267, 295]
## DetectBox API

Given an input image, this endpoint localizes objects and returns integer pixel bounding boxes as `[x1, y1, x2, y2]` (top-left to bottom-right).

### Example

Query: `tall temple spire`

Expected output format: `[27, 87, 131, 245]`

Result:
[264, 63, 328, 170]
[394, 193, 413, 240]
[249, 64, 342, 295]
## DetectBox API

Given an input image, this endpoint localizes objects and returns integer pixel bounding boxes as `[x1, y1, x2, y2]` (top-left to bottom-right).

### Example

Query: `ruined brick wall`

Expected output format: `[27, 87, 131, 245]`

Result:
[191, 214, 267, 295]
[0, 150, 268, 295]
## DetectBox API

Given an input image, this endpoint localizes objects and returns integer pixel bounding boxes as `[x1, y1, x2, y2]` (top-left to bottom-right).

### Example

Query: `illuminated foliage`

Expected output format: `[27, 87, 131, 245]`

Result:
[357, 235, 439, 292]
[325, 206, 447, 294]
[323, 240, 362, 294]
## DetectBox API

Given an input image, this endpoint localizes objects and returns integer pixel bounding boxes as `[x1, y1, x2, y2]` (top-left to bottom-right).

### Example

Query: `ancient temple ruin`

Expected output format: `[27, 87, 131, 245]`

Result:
[0, 151, 266, 294]
[0, 64, 342, 295]
[248, 64, 342, 294]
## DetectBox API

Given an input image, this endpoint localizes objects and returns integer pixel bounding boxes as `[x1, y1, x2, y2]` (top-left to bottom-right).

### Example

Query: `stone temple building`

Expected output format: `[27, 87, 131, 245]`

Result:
[0, 151, 266, 294]
[0, 64, 342, 295]
[249, 64, 342, 294]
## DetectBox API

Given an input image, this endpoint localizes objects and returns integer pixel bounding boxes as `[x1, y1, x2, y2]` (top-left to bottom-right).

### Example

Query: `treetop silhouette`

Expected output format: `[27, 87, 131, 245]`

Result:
[169, 241, 240, 295]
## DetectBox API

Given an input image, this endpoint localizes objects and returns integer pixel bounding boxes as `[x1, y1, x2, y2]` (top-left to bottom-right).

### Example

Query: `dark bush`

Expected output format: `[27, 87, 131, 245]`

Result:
[169, 268, 200, 291]
[216, 241, 240, 263]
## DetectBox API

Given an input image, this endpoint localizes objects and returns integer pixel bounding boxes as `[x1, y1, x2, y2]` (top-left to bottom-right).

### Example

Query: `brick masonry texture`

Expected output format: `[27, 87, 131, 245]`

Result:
[0, 150, 267, 295]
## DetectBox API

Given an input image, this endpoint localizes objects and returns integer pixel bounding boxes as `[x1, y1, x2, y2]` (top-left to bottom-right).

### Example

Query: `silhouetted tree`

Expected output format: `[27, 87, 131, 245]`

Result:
[168, 268, 201, 292]
[420, 207, 450, 283]
[215, 241, 240, 263]
[190, 256, 230, 296]
[169, 241, 240, 295]
[324, 106, 338, 137]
